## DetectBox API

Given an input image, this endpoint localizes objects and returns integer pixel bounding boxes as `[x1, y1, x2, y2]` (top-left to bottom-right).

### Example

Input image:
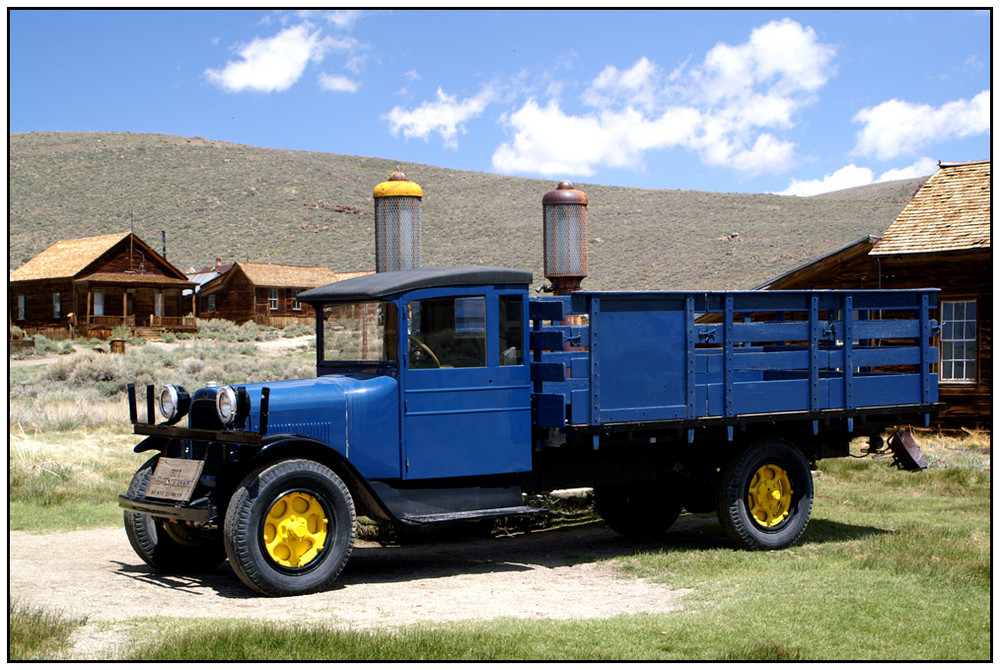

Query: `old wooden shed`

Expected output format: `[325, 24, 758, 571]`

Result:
[757, 160, 991, 427]
[9, 231, 196, 339]
[197, 261, 371, 327]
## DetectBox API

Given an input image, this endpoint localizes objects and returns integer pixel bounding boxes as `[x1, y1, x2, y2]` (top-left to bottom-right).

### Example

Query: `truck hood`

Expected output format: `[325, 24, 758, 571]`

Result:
[226, 374, 400, 479]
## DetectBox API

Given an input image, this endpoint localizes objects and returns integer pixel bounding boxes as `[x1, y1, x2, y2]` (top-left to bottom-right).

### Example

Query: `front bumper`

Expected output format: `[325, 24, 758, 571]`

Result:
[121, 383, 273, 521]
[118, 493, 217, 522]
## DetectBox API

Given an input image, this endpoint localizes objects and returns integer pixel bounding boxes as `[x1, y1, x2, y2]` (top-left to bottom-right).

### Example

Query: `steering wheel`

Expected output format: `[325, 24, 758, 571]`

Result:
[408, 334, 442, 368]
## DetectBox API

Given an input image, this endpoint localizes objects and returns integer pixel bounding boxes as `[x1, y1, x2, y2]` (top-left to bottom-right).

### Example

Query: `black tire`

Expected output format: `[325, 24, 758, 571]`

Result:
[224, 459, 356, 597]
[716, 438, 814, 550]
[594, 483, 683, 538]
[123, 456, 227, 573]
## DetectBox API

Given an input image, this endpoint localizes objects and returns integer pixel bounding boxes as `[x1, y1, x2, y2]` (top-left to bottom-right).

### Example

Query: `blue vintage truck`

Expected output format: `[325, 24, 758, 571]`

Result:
[120, 266, 939, 596]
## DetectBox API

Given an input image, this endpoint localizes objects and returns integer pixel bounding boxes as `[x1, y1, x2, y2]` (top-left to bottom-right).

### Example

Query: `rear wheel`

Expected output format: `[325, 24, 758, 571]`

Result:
[123, 456, 227, 573]
[716, 438, 813, 550]
[594, 483, 683, 538]
[224, 459, 356, 596]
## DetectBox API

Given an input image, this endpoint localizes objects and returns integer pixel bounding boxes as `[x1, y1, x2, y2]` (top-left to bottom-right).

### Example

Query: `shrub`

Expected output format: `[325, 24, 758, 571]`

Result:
[110, 324, 131, 341]
[281, 323, 314, 338]
[69, 352, 121, 384]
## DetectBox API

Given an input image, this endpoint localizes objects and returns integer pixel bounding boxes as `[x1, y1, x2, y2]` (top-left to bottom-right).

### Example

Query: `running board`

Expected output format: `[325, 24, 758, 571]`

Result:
[399, 505, 547, 526]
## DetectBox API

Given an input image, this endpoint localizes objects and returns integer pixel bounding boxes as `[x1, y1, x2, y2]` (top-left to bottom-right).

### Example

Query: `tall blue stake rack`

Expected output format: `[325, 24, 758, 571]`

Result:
[530, 289, 938, 438]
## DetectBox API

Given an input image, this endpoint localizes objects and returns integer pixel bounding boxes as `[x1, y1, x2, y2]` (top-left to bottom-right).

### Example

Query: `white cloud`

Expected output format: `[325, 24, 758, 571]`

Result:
[384, 86, 497, 149]
[205, 24, 351, 93]
[490, 19, 836, 178]
[322, 10, 366, 30]
[775, 157, 938, 197]
[318, 72, 360, 93]
[582, 57, 661, 112]
[877, 157, 938, 182]
[853, 90, 990, 160]
[775, 164, 874, 196]
[492, 100, 701, 176]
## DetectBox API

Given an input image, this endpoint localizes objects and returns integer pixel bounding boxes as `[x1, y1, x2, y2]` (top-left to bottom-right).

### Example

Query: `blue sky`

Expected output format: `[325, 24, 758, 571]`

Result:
[8, 9, 992, 195]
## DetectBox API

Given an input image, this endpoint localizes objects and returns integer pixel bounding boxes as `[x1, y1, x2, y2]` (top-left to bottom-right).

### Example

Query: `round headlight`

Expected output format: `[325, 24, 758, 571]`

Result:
[158, 384, 189, 423]
[216, 386, 237, 424]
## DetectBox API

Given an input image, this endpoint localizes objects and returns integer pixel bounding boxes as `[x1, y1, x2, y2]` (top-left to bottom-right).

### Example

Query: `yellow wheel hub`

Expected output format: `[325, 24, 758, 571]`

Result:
[748, 464, 793, 528]
[263, 492, 328, 568]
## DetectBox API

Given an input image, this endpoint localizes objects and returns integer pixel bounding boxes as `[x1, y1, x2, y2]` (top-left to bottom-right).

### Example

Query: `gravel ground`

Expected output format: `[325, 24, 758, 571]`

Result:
[9, 521, 699, 659]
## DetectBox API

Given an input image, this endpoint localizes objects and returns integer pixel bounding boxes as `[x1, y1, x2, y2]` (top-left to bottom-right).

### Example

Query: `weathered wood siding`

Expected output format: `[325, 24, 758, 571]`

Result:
[763, 248, 990, 427]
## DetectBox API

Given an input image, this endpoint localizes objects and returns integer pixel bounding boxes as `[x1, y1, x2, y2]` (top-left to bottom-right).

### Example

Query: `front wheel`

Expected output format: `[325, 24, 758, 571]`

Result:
[224, 459, 356, 596]
[124, 456, 227, 573]
[716, 438, 814, 550]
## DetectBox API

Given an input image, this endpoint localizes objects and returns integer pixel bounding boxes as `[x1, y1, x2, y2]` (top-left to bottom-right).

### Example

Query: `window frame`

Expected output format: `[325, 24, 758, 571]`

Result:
[939, 299, 978, 383]
[407, 295, 488, 370]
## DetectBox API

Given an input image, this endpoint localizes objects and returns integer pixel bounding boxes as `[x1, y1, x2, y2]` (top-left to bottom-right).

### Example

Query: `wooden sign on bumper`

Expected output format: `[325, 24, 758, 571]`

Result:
[147, 457, 205, 502]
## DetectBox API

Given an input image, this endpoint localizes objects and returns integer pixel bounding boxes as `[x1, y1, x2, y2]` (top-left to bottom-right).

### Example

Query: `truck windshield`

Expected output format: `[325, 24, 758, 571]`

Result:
[321, 301, 398, 363]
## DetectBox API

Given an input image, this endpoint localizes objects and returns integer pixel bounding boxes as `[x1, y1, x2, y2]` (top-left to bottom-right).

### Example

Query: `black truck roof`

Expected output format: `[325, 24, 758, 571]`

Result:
[298, 266, 533, 304]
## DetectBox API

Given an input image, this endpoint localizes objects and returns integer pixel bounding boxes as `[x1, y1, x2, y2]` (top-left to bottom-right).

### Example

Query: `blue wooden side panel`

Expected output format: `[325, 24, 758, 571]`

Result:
[530, 289, 938, 427]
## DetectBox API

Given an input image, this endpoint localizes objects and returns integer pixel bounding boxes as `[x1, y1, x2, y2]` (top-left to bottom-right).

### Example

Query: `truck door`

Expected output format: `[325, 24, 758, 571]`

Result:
[401, 289, 532, 480]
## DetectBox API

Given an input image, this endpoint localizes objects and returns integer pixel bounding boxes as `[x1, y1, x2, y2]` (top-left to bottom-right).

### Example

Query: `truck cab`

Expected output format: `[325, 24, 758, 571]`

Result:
[304, 266, 533, 482]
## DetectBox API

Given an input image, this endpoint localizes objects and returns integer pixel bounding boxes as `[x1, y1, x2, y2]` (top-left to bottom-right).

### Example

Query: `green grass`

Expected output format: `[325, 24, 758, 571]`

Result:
[9, 599, 87, 660]
[115, 437, 990, 661]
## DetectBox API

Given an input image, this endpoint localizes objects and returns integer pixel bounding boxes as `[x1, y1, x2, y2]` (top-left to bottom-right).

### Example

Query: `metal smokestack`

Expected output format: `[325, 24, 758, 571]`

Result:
[373, 169, 423, 273]
[542, 180, 588, 295]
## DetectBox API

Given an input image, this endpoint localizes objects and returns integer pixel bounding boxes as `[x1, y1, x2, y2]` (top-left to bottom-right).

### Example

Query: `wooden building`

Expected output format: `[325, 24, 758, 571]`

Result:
[197, 262, 371, 327]
[9, 232, 196, 339]
[757, 160, 991, 427]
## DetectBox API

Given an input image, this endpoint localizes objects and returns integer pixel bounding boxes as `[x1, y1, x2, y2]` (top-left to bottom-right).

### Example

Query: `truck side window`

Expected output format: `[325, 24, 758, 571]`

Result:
[499, 295, 524, 365]
[408, 297, 486, 369]
[323, 301, 398, 362]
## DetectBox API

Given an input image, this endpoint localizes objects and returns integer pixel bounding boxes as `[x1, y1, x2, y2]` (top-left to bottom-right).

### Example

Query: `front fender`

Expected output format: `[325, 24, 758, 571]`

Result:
[254, 434, 396, 522]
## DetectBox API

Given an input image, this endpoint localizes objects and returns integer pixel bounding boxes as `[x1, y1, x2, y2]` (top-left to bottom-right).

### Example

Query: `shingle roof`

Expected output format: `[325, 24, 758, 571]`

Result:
[871, 160, 990, 256]
[235, 262, 359, 288]
[10, 231, 131, 281]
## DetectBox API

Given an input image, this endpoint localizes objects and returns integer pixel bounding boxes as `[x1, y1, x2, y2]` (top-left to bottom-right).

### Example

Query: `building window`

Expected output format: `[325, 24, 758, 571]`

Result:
[292, 290, 302, 311]
[269, 289, 279, 311]
[153, 290, 164, 317]
[207, 294, 216, 313]
[53, 292, 61, 319]
[940, 300, 977, 382]
[17, 295, 25, 320]
[94, 291, 105, 317]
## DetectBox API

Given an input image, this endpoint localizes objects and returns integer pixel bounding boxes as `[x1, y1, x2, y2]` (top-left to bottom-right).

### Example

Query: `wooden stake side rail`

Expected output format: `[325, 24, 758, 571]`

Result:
[530, 289, 939, 430]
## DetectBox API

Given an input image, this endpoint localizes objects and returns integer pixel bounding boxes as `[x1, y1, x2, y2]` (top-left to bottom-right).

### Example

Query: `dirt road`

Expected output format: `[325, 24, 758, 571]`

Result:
[10, 520, 700, 659]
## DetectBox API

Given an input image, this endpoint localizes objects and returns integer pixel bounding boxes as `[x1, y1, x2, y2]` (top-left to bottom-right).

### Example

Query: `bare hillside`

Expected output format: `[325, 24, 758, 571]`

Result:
[8, 132, 923, 291]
